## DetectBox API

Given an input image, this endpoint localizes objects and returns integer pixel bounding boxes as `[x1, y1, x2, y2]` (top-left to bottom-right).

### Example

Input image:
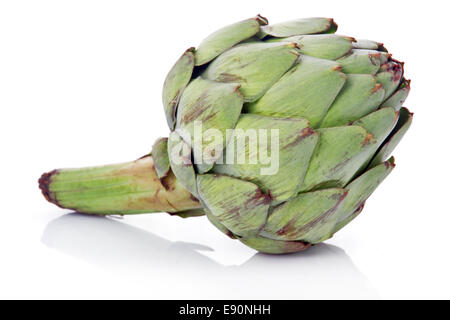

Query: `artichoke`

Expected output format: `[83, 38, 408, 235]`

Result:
[39, 16, 412, 254]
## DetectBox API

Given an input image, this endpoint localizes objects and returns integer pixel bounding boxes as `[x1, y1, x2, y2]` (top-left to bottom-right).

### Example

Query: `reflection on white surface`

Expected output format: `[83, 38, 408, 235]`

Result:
[42, 214, 379, 299]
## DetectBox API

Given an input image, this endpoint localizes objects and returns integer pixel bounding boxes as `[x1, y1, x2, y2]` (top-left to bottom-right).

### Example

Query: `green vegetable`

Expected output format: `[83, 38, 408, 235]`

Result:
[39, 16, 412, 254]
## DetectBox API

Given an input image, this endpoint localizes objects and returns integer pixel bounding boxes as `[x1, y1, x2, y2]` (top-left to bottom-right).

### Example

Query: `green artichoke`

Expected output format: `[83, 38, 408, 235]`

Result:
[39, 16, 412, 254]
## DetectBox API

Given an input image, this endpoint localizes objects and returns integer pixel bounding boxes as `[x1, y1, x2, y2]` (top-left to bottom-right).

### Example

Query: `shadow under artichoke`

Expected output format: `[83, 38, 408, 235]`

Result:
[42, 213, 379, 299]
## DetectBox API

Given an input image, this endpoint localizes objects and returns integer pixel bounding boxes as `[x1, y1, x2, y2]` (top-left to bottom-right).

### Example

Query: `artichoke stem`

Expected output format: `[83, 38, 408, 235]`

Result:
[38, 156, 202, 215]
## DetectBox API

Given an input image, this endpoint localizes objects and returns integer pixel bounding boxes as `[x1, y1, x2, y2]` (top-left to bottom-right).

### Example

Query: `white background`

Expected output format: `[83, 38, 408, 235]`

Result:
[0, 0, 448, 299]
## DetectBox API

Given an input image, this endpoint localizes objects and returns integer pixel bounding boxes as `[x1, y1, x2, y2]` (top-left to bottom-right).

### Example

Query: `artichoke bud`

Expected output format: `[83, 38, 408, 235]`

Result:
[161, 16, 412, 253]
[40, 16, 413, 254]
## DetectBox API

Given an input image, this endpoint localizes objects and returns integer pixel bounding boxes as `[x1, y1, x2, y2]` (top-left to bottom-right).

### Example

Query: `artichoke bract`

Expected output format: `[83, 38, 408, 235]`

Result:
[39, 16, 412, 254]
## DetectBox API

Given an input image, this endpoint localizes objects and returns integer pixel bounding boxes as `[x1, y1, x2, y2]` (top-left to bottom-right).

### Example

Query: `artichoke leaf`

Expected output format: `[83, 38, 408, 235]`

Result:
[327, 157, 396, 238]
[176, 77, 244, 173]
[287, 157, 395, 243]
[168, 131, 198, 197]
[381, 78, 410, 111]
[299, 125, 377, 192]
[351, 107, 399, 172]
[204, 206, 236, 239]
[260, 188, 348, 241]
[195, 15, 268, 66]
[212, 114, 319, 203]
[151, 137, 170, 179]
[353, 39, 387, 52]
[320, 74, 385, 127]
[202, 42, 300, 102]
[258, 17, 337, 38]
[337, 49, 387, 74]
[245, 55, 346, 128]
[369, 108, 413, 168]
[197, 174, 270, 238]
[162, 48, 195, 130]
[239, 236, 310, 254]
[266, 34, 355, 60]
[376, 60, 403, 100]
